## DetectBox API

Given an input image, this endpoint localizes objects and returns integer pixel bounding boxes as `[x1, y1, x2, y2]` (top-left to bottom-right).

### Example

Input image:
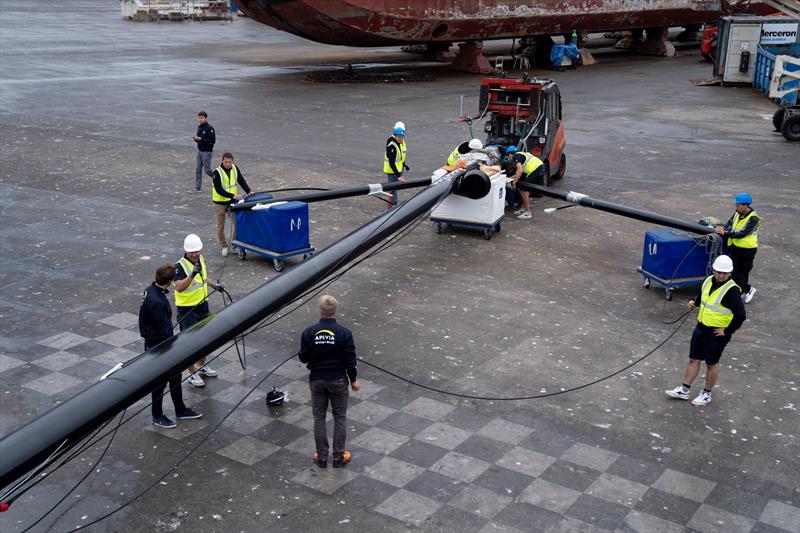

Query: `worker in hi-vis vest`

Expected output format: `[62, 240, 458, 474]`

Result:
[446, 138, 484, 167]
[715, 193, 761, 304]
[383, 121, 408, 208]
[174, 233, 223, 387]
[212, 152, 251, 257]
[504, 145, 545, 220]
[665, 255, 746, 407]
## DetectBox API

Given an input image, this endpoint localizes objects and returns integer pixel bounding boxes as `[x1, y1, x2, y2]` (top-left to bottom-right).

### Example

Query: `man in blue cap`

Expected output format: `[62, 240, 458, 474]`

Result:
[383, 122, 409, 208]
[715, 193, 761, 303]
[504, 145, 545, 220]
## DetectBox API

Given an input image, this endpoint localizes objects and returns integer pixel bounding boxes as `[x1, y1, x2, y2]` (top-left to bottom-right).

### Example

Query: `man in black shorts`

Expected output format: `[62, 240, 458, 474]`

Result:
[665, 255, 746, 406]
[504, 145, 545, 220]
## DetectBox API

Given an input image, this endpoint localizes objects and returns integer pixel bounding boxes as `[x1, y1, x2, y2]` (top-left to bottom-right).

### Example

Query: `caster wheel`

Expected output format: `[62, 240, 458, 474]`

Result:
[434, 222, 442, 234]
[273, 259, 284, 272]
[494, 223, 501, 233]
[643, 277, 651, 289]
[237, 249, 246, 261]
[666, 288, 673, 301]
[483, 228, 494, 240]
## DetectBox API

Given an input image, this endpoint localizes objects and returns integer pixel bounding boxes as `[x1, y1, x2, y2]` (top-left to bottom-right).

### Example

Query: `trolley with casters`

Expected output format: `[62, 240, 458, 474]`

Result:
[231, 194, 314, 272]
[430, 168, 506, 240]
[637, 229, 718, 301]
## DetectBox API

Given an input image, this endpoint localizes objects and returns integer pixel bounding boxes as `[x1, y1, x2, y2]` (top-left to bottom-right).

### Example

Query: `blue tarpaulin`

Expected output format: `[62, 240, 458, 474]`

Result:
[235, 194, 310, 253]
[550, 43, 580, 68]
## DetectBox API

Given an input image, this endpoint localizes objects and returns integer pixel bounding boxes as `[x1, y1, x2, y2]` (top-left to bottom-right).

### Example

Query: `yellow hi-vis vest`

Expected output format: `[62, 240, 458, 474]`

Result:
[212, 165, 238, 203]
[175, 256, 207, 308]
[383, 138, 407, 174]
[517, 152, 543, 175]
[697, 275, 739, 328]
[728, 209, 759, 249]
[447, 145, 463, 167]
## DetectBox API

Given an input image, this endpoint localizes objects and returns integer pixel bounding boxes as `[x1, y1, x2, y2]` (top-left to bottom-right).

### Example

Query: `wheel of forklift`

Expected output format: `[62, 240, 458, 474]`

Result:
[781, 110, 800, 142]
[552, 153, 566, 180]
[773, 107, 786, 132]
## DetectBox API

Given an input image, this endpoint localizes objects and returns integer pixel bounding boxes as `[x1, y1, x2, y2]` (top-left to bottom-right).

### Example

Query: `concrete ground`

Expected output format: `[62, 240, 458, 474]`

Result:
[1, 1, 798, 532]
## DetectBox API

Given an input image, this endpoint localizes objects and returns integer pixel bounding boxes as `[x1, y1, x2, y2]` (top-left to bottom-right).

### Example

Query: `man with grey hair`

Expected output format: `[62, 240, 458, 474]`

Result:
[299, 295, 360, 468]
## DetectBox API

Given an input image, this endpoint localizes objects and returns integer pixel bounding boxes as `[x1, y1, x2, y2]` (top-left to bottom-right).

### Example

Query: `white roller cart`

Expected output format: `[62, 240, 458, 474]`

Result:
[431, 167, 507, 240]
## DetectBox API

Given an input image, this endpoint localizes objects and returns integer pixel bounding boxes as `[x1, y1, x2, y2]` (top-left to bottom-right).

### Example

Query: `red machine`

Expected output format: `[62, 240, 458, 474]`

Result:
[701, 26, 719, 62]
[478, 76, 566, 185]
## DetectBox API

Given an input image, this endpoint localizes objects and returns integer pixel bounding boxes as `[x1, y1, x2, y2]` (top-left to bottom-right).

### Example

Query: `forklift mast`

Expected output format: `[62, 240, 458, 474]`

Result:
[479, 76, 558, 158]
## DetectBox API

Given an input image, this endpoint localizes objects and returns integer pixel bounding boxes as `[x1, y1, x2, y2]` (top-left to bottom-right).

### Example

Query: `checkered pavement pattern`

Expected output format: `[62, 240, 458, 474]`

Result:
[1, 313, 799, 533]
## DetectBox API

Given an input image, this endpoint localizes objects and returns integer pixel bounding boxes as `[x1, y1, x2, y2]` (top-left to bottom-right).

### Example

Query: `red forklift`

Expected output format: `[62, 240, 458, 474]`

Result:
[477, 75, 567, 186]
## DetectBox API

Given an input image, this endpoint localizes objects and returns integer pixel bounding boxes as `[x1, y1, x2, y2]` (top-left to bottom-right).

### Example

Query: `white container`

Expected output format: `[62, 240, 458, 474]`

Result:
[431, 171, 507, 226]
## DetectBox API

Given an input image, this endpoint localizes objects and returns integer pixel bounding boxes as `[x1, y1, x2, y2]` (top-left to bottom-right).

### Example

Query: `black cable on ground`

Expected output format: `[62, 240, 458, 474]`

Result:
[2, 183, 448, 518]
[20, 409, 127, 533]
[68, 353, 297, 532]
[359, 311, 690, 402]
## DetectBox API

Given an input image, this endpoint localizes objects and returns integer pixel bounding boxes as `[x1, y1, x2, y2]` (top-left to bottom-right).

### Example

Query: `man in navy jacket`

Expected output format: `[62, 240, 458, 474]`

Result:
[139, 264, 202, 428]
[299, 295, 360, 468]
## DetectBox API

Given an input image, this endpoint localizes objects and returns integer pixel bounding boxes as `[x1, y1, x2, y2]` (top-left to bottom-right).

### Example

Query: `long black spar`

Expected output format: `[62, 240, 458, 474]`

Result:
[1, 168, 720, 491]
[0, 166, 489, 490]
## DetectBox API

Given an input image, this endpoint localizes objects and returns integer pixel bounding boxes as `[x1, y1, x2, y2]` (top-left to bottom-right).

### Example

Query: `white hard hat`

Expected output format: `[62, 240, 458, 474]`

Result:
[712, 255, 733, 273]
[468, 138, 483, 150]
[394, 121, 405, 131]
[183, 233, 203, 253]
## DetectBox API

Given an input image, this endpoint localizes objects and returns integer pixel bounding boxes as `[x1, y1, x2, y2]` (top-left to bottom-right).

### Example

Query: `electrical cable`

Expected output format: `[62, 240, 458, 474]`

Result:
[2, 182, 451, 519]
[68, 353, 297, 532]
[359, 311, 690, 401]
[19, 409, 127, 533]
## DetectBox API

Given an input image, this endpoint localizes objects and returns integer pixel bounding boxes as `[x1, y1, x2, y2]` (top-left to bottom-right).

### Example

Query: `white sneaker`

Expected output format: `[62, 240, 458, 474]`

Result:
[188, 373, 205, 387]
[513, 208, 525, 215]
[198, 365, 217, 377]
[744, 287, 756, 304]
[516, 211, 532, 220]
[691, 390, 712, 406]
[221, 247, 229, 257]
[665, 386, 690, 400]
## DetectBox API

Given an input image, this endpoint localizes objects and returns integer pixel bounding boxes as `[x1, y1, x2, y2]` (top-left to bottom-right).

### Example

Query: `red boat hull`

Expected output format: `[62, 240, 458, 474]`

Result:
[236, 0, 774, 47]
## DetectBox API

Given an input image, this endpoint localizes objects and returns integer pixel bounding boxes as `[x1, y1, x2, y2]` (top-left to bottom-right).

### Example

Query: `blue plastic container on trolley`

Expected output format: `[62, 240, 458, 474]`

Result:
[636, 229, 712, 300]
[231, 193, 314, 272]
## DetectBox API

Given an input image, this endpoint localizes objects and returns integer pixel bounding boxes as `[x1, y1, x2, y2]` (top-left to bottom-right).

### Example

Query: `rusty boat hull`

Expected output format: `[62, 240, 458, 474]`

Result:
[235, 0, 774, 47]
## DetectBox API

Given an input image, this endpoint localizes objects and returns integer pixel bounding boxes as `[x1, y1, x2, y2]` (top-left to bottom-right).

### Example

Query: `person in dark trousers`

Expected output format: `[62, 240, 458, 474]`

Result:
[192, 111, 216, 193]
[665, 255, 746, 407]
[383, 121, 409, 208]
[299, 295, 360, 468]
[715, 192, 761, 304]
[139, 264, 203, 428]
[212, 152, 251, 257]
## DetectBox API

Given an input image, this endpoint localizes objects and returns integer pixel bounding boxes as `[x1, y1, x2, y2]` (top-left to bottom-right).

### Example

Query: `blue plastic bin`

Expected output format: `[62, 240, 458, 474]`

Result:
[753, 43, 800, 106]
[640, 230, 711, 280]
[235, 198, 310, 254]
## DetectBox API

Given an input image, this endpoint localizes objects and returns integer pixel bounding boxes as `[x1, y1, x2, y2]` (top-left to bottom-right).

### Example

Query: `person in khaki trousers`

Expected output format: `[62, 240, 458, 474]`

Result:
[211, 152, 251, 256]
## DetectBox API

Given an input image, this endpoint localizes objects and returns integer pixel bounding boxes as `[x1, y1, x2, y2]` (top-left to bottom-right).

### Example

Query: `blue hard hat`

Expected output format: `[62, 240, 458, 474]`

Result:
[393, 127, 405, 135]
[734, 193, 752, 205]
[506, 145, 517, 153]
